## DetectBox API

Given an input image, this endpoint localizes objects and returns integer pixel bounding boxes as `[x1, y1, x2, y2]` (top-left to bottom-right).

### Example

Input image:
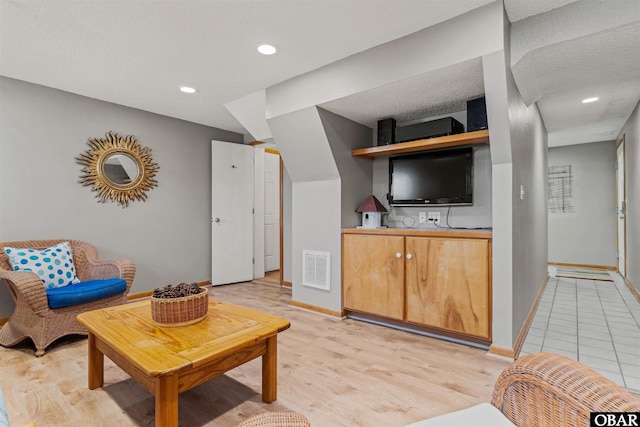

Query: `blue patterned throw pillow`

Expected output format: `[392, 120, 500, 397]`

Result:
[4, 242, 80, 289]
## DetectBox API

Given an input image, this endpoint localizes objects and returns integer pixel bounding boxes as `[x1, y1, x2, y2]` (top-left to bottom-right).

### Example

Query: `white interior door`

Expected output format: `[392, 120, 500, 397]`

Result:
[616, 137, 626, 276]
[211, 141, 254, 285]
[264, 152, 281, 272]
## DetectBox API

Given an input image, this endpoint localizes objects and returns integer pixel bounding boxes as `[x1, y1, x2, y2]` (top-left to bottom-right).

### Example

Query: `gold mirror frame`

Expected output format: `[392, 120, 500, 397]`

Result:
[76, 131, 159, 207]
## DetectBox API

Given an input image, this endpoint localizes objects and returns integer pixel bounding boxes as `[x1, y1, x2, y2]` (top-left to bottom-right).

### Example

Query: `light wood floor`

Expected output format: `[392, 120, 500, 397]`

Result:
[253, 270, 281, 286]
[0, 282, 509, 427]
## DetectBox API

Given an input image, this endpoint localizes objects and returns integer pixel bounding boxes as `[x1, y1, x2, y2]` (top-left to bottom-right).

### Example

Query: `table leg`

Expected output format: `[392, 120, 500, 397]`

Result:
[262, 335, 277, 403]
[87, 332, 104, 390]
[156, 374, 179, 427]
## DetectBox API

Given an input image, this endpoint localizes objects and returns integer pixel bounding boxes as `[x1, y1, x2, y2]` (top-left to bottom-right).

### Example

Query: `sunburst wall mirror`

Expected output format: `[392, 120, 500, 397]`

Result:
[76, 131, 159, 207]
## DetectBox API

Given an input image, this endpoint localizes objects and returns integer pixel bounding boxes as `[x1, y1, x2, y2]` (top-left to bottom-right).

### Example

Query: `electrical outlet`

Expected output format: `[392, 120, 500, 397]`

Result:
[428, 212, 441, 225]
[418, 212, 427, 223]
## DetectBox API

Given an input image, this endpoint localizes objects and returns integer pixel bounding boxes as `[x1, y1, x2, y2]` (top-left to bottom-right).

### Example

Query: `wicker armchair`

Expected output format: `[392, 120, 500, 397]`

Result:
[0, 239, 135, 356]
[406, 352, 640, 426]
[492, 352, 640, 426]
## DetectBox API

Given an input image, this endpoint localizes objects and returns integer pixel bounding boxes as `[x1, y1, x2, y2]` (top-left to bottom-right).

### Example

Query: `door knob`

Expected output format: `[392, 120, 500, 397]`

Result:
[406, 253, 413, 259]
[214, 217, 220, 223]
[396, 252, 402, 258]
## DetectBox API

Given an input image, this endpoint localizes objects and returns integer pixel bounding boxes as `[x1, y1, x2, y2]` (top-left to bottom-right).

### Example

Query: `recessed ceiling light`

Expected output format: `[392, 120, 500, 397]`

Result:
[180, 86, 196, 94]
[582, 97, 599, 103]
[257, 44, 277, 55]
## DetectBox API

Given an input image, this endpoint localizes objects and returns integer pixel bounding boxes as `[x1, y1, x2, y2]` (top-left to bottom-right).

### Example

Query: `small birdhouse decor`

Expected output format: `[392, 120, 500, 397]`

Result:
[356, 195, 387, 229]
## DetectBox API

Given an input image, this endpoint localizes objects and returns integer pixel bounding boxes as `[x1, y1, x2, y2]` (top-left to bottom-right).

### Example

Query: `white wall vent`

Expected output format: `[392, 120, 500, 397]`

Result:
[302, 250, 330, 291]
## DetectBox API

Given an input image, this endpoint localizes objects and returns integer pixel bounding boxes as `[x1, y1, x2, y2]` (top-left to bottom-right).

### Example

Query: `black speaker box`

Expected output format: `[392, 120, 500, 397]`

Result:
[395, 117, 464, 143]
[467, 96, 488, 132]
[377, 118, 396, 146]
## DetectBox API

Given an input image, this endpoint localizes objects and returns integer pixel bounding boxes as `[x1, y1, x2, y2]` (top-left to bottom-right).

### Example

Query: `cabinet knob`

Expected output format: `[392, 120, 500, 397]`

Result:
[396, 252, 402, 258]
[406, 253, 413, 259]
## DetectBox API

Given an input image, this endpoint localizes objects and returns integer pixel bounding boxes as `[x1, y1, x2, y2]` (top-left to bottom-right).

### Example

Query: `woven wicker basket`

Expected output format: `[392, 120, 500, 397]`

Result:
[150, 287, 209, 327]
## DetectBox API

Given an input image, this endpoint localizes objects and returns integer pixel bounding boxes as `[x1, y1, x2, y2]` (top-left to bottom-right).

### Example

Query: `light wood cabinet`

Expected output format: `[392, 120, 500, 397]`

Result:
[405, 237, 490, 338]
[342, 234, 405, 320]
[342, 228, 491, 342]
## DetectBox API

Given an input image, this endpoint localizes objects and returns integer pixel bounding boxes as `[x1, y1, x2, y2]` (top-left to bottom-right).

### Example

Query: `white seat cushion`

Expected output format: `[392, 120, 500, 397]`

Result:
[403, 403, 516, 427]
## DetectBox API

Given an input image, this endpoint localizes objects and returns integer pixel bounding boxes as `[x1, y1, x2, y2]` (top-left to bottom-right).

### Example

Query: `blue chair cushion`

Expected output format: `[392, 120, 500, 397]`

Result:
[46, 278, 126, 309]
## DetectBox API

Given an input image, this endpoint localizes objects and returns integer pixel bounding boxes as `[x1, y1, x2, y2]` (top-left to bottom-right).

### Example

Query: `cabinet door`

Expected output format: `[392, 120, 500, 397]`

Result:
[405, 237, 490, 338]
[342, 234, 405, 320]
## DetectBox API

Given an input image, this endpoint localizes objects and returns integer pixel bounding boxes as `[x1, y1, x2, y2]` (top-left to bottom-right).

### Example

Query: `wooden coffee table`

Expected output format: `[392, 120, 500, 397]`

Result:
[76, 298, 290, 427]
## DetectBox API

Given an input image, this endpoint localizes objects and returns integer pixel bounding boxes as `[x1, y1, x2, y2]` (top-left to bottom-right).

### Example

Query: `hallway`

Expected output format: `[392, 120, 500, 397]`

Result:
[520, 268, 640, 393]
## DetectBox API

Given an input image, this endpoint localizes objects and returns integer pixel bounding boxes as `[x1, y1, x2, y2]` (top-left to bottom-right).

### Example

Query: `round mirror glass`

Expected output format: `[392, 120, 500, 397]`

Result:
[77, 132, 159, 207]
[102, 153, 140, 186]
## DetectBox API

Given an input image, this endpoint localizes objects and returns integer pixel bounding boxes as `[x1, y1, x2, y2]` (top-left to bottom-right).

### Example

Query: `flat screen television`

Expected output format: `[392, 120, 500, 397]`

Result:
[389, 147, 473, 206]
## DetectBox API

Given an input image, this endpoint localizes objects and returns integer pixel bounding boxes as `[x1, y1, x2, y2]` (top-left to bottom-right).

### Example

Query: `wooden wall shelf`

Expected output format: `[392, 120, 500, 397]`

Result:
[351, 129, 489, 159]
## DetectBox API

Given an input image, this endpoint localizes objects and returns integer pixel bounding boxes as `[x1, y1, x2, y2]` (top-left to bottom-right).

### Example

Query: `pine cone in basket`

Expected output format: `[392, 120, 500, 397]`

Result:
[152, 282, 203, 299]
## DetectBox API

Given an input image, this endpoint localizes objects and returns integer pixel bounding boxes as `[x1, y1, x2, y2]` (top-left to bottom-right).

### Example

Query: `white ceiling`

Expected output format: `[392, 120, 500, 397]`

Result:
[1, 0, 639, 147]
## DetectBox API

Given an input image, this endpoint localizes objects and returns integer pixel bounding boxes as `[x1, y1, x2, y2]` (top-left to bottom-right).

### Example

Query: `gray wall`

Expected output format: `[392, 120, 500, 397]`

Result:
[618, 100, 640, 291]
[0, 77, 242, 318]
[506, 65, 548, 342]
[548, 141, 617, 267]
[484, 48, 514, 348]
[268, 107, 372, 312]
[482, 8, 548, 348]
[318, 108, 373, 228]
[268, 107, 343, 312]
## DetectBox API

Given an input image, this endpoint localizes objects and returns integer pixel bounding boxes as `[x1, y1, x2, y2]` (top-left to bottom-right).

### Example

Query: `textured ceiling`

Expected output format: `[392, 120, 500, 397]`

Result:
[528, 22, 640, 137]
[517, 23, 640, 100]
[503, 0, 578, 22]
[508, 1, 640, 146]
[1, 0, 638, 146]
[320, 58, 485, 127]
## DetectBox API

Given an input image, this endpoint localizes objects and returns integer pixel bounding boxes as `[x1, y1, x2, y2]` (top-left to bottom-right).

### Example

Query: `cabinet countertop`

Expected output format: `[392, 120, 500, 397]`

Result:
[342, 227, 492, 239]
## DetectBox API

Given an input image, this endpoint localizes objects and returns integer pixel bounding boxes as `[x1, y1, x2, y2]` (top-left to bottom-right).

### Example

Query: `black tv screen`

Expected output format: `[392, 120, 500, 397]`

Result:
[389, 147, 473, 206]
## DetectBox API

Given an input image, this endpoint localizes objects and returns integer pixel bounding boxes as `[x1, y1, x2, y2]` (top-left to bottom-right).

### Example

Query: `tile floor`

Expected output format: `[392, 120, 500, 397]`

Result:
[520, 268, 640, 393]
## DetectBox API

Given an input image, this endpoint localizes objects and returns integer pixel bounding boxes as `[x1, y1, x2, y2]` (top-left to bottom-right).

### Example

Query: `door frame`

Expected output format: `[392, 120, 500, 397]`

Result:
[265, 148, 284, 285]
[248, 141, 285, 286]
[616, 134, 626, 276]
